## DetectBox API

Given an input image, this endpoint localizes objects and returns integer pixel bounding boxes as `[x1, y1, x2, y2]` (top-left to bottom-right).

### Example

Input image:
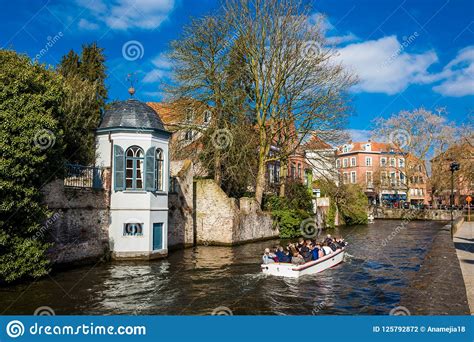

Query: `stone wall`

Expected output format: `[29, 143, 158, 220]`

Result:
[41, 179, 110, 266]
[400, 223, 470, 314]
[374, 207, 464, 221]
[168, 160, 194, 249]
[195, 179, 278, 245]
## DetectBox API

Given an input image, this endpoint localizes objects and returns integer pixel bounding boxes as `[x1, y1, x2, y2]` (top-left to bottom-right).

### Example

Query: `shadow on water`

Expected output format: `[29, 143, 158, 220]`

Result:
[0, 220, 444, 315]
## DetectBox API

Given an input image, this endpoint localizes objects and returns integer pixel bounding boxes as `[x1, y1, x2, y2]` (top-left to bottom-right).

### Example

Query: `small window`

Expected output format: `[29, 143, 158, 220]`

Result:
[185, 130, 193, 141]
[351, 157, 356, 167]
[185, 108, 195, 122]
[204, 110, 212, 124]
[351, 171, 356, 183]
[380, 157, 387, 166]
[390, 158, 396, 167]
[366, 171, 373, 184]
[297, 164, 302, 178]
[399, 158, 405, 167]
[336, 160, 341, 168]
[156, 149, 164, 191]
[125, 146, 144, 190]
[343, 158, 348, 168]
[124, 223, 143, 236]
[365, 157, 372, 166]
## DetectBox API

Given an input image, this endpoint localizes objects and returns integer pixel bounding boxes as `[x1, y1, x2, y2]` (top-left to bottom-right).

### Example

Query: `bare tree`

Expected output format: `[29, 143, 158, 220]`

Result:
[225, 0, 356, 204]
[373, 108, 456, 203]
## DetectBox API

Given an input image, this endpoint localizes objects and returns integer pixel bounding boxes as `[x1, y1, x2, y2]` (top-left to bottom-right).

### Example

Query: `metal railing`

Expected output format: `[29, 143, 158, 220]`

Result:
[64, 164, 105, 189]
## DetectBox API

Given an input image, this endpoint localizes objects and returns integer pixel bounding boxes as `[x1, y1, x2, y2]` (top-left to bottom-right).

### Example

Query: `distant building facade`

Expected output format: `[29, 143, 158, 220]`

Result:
[335, 141, 429, 206]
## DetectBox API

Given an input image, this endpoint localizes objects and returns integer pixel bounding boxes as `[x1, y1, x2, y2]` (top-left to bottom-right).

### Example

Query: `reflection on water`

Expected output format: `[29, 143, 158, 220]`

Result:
[0, 220, 443, 315]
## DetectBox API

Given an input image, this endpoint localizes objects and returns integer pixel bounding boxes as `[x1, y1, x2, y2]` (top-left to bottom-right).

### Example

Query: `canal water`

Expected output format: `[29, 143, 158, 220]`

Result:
[0, 220, 444, 315]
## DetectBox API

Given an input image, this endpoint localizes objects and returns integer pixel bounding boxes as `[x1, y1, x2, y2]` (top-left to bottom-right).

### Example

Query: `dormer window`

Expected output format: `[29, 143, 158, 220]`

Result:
[185, 130, 193, 141]
[185, 108, 195, 122]
[365, 143, 371, 151]
[204, 110, 212, 124]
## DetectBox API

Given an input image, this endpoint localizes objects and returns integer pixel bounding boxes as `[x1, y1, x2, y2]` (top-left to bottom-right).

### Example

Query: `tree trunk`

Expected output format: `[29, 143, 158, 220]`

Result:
[214, 149, 222, 186]
[279, 160, 287, 197]
[255, 144, 268, 206]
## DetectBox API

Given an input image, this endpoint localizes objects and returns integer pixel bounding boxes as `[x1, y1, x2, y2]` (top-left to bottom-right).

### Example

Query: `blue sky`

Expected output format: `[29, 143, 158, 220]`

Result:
[1, 0, 473, 140]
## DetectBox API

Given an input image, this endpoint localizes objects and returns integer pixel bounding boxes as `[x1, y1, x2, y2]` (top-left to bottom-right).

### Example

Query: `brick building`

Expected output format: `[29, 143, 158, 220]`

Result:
[335, 141, 429, 206]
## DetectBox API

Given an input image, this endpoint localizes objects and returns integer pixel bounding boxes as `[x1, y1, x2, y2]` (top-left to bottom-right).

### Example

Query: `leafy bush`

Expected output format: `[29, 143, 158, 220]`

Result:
[318, 179, 368, 226]
[0, 50, 65, 283]
[264, 180, 314, 237]
[338, 184, 368, 225]
[271, 209, 312, 238]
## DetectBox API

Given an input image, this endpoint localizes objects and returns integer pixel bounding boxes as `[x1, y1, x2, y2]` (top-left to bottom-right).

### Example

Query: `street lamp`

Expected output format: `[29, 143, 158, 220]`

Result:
[450, 161, 460, 237]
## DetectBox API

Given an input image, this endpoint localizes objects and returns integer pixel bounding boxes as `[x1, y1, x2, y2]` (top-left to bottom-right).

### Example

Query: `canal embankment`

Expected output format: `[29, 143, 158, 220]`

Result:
[400, 221, 470, 315]
[454, 219, 474, 314]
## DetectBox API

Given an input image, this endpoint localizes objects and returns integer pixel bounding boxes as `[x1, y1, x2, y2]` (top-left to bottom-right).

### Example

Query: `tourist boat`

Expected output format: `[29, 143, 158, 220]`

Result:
[261, 248, 345, 278]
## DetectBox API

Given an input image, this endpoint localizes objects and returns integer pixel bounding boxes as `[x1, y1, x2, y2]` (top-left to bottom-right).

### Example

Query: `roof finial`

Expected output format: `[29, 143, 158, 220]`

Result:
[126, 73, 137, 98]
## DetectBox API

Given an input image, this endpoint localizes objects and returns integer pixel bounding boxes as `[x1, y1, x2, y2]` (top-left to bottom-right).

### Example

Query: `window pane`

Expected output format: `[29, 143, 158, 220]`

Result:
[136, 180, 143, 189]
[126, 179, 133, 188]
[126, 169, 133, 178]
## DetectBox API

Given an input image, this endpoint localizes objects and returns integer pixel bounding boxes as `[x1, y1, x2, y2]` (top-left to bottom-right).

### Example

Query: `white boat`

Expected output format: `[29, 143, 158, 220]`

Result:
[261, 248, 345, 278]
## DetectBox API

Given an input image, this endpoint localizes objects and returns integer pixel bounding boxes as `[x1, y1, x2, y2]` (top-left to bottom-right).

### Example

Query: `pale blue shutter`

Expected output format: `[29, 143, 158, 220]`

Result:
[114, 145, 125, 191]
[145, 147, 156, 191]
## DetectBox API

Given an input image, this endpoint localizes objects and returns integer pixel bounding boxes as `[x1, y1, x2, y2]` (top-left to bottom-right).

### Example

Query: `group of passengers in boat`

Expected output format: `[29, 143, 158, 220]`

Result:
[262, 235, 347, 265]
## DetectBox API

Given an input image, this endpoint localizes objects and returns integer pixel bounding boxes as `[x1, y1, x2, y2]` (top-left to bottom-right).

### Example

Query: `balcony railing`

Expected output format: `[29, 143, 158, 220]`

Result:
[64, 164, 105, 189]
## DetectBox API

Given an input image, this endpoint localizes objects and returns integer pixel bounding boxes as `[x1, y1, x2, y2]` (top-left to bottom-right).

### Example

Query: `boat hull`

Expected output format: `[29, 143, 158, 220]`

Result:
[261, 248, 345, 278]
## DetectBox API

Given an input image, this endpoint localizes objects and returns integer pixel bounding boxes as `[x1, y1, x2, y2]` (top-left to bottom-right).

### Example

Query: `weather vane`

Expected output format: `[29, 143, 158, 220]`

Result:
[126, 72, 137, 97]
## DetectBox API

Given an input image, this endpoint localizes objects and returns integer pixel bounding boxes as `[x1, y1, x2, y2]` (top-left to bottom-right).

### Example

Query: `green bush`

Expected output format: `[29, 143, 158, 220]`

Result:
[317, 179, 368, 227]
[271, 209, 312, 238]
[0, 50, 65, 283]
[264, 180, 314, 238]
[338, 184, 368, 225]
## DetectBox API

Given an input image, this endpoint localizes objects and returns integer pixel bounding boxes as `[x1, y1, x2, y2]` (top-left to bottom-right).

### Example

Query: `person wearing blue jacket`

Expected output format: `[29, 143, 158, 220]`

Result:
[275, 246, 291, 263]
[311, 245, 320, 261]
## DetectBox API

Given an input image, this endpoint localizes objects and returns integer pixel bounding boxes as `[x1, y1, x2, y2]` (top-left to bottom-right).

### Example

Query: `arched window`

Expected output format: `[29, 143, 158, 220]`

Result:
[156, 149, 164, 191]
[125, 146, 144, 190]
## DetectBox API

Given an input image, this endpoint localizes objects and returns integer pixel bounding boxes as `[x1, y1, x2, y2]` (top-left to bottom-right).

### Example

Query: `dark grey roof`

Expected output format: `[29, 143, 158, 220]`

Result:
[98, 99, 166, 132]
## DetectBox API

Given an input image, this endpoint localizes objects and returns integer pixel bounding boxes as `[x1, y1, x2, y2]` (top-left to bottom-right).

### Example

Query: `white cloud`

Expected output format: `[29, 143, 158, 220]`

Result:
[309, 12, 358, 46]
[143, 53, 172, 83]
[432, 46, 474, 97]
[336, 35, 438, 95]
[78, 18, 99, 30]
[77, 0, 175, 30]
[326, 33, 358, 45]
